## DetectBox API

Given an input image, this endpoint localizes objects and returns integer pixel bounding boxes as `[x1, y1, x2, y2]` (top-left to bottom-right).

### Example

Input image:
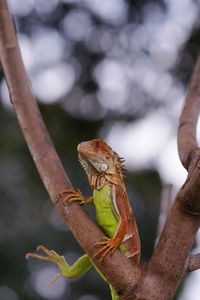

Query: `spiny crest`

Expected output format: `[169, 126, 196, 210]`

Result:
[114, 151, 127, 180]
[79, 157, 88, 176]
[120, 157, 127, 179]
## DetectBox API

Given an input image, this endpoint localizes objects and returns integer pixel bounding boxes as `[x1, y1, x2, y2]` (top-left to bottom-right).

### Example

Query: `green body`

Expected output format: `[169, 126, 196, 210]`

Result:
[57, 185, 120, 300]
[94, 185, 118, 238]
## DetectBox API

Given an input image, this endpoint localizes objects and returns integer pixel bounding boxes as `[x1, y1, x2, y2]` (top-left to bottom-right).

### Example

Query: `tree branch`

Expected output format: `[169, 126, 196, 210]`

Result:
[132, 56, 200, 298]
[0, 0, 141, 296]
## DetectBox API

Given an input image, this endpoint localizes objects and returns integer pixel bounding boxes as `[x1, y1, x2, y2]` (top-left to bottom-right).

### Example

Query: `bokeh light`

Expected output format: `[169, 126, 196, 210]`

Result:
[30, 267, 67, 299]
[0, 286, 19, 300]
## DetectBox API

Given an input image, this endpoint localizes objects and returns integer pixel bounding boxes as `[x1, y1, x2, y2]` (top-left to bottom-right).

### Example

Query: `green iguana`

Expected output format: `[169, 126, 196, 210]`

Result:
[26, 139, 141, 299]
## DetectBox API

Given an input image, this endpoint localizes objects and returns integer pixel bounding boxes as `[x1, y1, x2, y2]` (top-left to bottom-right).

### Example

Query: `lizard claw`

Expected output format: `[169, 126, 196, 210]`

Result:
[26, 245, 66, 284]
[61, 189, 86, 204]
[94, 237, 120, 262]
[26, 245, 61, 263]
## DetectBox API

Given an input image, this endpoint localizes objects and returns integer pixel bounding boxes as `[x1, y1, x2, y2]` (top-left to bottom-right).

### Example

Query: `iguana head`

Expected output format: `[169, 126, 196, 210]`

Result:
[77, 139, 126, 189]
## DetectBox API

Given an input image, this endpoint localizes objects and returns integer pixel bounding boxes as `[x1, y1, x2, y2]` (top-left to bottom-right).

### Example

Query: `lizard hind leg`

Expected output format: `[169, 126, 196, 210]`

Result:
[26, 245, 92, 284]
[94, 237, 120, 262]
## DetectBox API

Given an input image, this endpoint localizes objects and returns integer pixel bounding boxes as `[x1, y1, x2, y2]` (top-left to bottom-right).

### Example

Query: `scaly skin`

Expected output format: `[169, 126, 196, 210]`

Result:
[26, 139, 140, 300]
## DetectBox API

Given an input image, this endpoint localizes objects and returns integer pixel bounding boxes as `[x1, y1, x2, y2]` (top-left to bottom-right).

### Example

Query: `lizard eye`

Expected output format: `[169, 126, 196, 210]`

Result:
[95, 141, 102, 147]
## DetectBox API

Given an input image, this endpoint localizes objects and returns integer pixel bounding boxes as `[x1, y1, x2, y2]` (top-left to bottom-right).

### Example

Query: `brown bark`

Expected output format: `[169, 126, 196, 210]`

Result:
[1, 0, 200, 299]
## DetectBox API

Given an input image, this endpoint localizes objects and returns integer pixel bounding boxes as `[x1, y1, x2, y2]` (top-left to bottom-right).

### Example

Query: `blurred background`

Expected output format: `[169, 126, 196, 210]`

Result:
[0, 0, 200, 299]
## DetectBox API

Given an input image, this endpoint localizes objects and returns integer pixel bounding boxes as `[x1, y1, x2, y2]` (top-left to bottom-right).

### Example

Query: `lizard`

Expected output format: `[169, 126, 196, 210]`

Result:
[26, 139, 141, 300]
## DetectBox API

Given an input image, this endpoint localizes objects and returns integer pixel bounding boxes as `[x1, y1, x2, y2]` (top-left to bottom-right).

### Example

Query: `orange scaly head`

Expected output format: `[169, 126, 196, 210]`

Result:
[77, 139, 126, 189]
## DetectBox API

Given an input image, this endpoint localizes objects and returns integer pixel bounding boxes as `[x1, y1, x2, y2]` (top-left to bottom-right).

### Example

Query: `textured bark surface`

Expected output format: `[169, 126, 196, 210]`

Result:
[1, 0, 200, 299]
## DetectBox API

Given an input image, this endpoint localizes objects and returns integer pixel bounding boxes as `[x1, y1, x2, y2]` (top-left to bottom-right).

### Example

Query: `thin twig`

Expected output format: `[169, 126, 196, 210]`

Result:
[178, 56, 200, 170]
[0, 0, 141, 293]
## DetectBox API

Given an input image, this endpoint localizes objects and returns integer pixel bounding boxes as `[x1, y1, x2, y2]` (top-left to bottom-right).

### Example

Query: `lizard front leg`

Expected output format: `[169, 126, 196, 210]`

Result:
[61, 189, 93, 205]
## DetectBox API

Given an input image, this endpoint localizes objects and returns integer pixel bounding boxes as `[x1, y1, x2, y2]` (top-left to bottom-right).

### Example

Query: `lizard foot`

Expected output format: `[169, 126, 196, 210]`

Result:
[94, 237, 120, 263]
[26, 245, 66, 284]
[61, 189, 92, 205]
[61, 189, 85, 204]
